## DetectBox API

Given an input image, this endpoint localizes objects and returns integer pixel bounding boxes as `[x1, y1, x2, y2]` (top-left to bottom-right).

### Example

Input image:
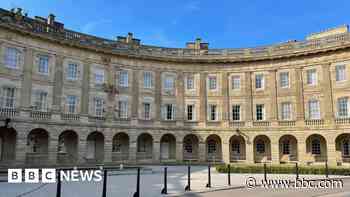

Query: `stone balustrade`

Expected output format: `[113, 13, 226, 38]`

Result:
[305, 119, 325, 126]
[278, 120, 296, 127]
[335, 118, 350, 125]
[0, 108, 18, 117]
[61, 113, 80, 121]
[252, 121, 271, 127]
[30, 110, 52, 120]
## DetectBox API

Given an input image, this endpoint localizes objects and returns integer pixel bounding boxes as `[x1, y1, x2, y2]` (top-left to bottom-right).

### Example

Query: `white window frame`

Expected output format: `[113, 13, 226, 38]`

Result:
[143, 71, 153, 88]
[337, 97, 349, 118]
[38, 55, 49, 75]
[94, 68, 105, 85]
[336, 65, 346, 82]
[4, 47, 21, 69]
[33, 91, 48, 112]
[143, 102, 151, 120]
[67, 63, 78, 80]
[232, 105, 241, 121]
[0, 86, 16, 109]
[281, 102, 292, 120]
[255, 74, 264, 89]
[280, 72, 289, 88]
[186, 75, 195, 90]
[231, 75, 241, 90]
[307, 69, 317, 86]
[119, 70, 129, 87]
[118, 100, 128, 119]
[308, 100, 321, 120]
[208, 76, 217, 90]
[66, 95, 77, 114]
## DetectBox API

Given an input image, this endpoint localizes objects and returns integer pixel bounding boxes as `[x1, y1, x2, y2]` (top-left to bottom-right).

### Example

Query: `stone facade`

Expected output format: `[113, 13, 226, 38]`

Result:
[0, 8, 350, 167]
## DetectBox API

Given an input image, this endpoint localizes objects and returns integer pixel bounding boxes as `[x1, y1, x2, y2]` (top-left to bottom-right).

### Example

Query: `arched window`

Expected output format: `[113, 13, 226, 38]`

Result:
[231, 140, 240, 154]
[311, 139, 321, 155]
[343, 140, 350, 156]
[184, 139, 193, 153]
[282, 140, 290, 155]
[112, 138, 122, 152]
[256, 140, 265, 154]
[207, 139, 216, 154]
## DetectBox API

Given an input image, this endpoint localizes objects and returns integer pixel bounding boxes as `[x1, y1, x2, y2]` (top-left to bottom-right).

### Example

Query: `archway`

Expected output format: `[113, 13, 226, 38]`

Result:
[57, 130, 78, 164]
[206, 134, 222, 162]
[253, 135, 271, 163]
[26, 128, 49, 164]
[183, 134, 199, 161]
[137, 133, 153, 160]
[335, 133, 350, 164]
[229, 135, 246, 162]
[86, 131, 104, 162]
[279, 135, 298, 163]
[112, 132, 129, 162]
[0, 127, 16, 162]
[160, 134, 176, 161]
[306, 134, 327, 163]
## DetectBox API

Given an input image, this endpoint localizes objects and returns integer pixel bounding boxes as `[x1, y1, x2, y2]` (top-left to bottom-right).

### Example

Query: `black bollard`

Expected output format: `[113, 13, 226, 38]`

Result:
[206, 164, 211, 188]
[161, 167, 168, 194]
[228, 164, 231, 186]
[185, 165, 191, 191]
[133, 168, 140, 197]
[102, 169, 107, 197]
[325, 161, 329, 178]
[263, 163, 267, 182]
[295, 162, 299, 180]
[56, 169, 61, 197]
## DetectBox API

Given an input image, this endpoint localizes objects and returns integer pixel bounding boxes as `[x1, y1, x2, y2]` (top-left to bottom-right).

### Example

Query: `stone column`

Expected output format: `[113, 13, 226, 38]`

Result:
[15, 128, 27, 165]
[153, 141, 160, 163]
[245, 137, 254, 164]
[176, 141, 183, 162]
[222, 72, 229, 127]
[104, 138, 113, 163]
[129, 139, 137, 164]
[269, 70, 278, 122]
[176, 71, 185, 126]
[154, 70, 162, 123]
[131, 70, 139, 122]
[295, 68, 305, 123]
[222, 140, 230, 163]
[270, 138, 279, 164]
[78, 137, 87, 164]
[48, 133, 58, 165]
[327, 140, 337, 166]
[199, 142, 206, 162]
[80, 62, 90, 115]
[20, 48, 34, 108]
[321, 63, 334, 124]
[199, 73, 207, 126]
[52, 55, 64, 112]
[297, 136, 307, 165]
[245, 72, 253, 126]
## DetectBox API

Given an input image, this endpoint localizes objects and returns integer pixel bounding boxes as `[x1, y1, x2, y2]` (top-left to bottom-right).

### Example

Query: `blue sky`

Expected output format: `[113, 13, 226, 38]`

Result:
[1, 0, 349, 48]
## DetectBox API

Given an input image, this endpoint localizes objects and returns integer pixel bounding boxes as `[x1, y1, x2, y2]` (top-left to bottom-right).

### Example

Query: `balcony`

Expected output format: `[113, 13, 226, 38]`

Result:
[30, 110, 52, 120]
[278, 120, 296, 127]
[61, 113, 80, 121]
[229, 121, 245, 127]
[88, 116, 106, 122]
[0, 108, 18, 117]
[305, 119, 324, 126]
[253, 121, 271, 127]
[335, 118, 350, 125]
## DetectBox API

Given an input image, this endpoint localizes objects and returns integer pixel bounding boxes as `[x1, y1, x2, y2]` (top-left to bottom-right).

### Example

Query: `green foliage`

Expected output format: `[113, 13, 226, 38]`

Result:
[215, 164, 350, 175]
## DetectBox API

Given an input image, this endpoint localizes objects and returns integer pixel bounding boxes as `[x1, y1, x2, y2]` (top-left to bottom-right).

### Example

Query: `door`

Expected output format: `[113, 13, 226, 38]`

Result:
[86, 140, 95, 159]
[161, 142, 169, 159]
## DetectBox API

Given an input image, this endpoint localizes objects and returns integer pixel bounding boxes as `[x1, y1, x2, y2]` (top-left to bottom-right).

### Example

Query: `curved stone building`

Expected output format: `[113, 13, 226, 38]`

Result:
[0, 8, 350, 167]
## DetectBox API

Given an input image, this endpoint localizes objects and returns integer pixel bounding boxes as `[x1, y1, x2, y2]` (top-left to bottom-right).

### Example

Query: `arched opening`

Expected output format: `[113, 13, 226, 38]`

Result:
[335, 133, 350, 164]
[279, 135, 298, 163]
[306, 134, 327, 163]
[253, 135, 271, 163]
[57, 130, 78, 164]
[206, 134, 222, 162]
[86, 131, 104, 163]
[136, 133, 153, 161]
[0, 127, 16, 162]
[160, 134, 176, 161]
[183, 134, 199, 161]
[112, 132, 129, 162]
[26, 128, 49, 164]
[229, 135, 246, 162]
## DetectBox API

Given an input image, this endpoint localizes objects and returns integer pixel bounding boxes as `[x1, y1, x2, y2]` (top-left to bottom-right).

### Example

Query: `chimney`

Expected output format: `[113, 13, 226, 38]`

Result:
[47, 13, 55, 26]
[186, 37, 209, 50]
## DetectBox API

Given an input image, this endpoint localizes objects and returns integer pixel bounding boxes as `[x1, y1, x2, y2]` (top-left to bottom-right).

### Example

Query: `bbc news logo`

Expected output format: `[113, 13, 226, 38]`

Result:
[8, 169, 103, 183]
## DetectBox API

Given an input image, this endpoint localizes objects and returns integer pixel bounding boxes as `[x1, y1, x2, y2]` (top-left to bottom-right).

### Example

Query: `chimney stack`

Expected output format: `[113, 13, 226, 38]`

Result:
[47, 13, 55, 25]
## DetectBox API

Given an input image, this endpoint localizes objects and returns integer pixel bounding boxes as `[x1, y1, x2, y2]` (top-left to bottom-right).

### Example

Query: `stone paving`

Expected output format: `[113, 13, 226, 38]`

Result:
[0, 165, 342, 197]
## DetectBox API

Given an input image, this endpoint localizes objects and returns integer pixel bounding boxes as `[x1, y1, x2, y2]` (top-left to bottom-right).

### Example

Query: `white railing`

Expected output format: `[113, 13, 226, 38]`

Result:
[0, 108, 18, 117]
[335, 118, 350, 125]
[61, 113, 80, 121]
[278, 120, 296, 126]
[253, 121, 271, 127]
[30, 111, 52, 120]
[230, 121, 245, 127]
[305, 119, 324, 126]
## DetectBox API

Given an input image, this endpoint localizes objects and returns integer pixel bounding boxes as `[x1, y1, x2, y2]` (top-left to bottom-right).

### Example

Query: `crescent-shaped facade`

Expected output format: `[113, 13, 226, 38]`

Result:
[1, 8, 350, 167]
